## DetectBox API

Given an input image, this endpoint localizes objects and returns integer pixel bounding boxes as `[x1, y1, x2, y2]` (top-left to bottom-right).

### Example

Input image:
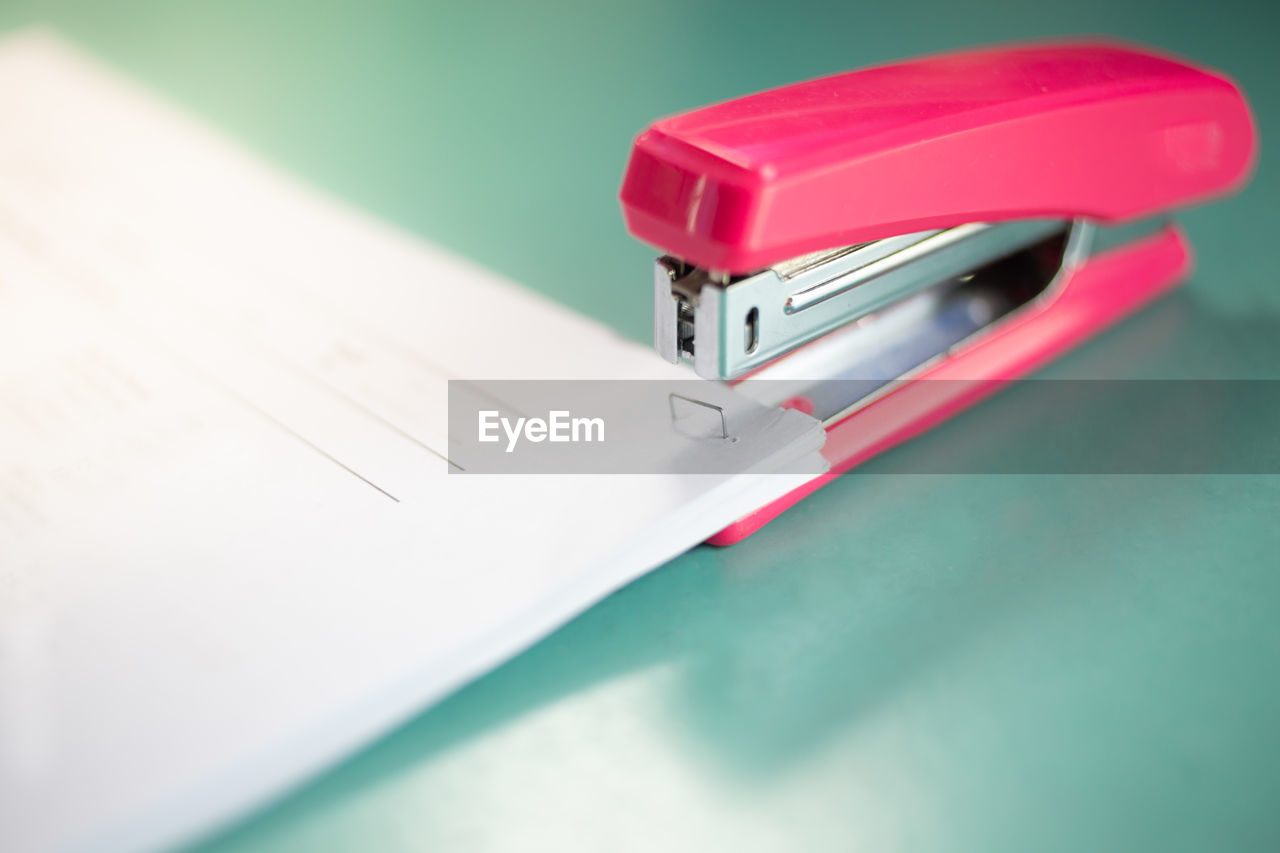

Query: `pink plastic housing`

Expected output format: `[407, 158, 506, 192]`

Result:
[620, 41, 1256, 274]
[706, 224, 1193, 545]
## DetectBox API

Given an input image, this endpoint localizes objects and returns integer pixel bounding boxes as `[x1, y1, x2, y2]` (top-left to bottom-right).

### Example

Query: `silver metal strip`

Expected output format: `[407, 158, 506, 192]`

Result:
[654, 219, 1070, 380]
[733, 219, 1094, 425]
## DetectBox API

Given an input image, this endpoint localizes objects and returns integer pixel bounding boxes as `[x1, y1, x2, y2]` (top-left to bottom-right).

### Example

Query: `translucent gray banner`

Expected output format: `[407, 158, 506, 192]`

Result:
[447, 379, 1280, 475]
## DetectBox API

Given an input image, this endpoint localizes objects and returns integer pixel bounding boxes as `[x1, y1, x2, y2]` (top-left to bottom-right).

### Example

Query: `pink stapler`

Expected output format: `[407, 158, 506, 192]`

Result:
[619, 39, 1257, 544]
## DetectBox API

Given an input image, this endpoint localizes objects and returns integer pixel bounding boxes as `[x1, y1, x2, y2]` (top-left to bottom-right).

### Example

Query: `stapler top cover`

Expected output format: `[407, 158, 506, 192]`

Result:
[619, 40, 1256, 274]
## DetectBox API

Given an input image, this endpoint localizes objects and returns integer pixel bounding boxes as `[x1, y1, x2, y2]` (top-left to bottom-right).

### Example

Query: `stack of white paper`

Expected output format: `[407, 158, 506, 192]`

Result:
[0, 31, 824, 852]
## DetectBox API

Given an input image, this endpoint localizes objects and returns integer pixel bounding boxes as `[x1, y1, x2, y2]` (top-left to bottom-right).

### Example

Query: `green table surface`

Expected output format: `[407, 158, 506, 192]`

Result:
[5, 1, 1277, 850]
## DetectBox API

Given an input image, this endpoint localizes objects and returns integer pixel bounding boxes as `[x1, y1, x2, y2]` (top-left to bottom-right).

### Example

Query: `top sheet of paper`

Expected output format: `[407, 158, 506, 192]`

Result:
[0, 31, 824, 853]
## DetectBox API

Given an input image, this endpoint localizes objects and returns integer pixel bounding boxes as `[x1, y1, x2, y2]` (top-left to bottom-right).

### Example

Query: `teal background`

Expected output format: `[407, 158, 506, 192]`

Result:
[2, 0, 1277, 850]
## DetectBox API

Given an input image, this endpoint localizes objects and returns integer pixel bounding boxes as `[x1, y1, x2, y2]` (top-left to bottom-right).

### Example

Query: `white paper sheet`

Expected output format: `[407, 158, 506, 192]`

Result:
[0, 31, 825, 853]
